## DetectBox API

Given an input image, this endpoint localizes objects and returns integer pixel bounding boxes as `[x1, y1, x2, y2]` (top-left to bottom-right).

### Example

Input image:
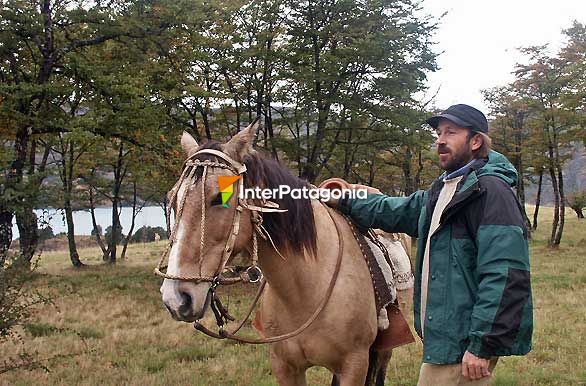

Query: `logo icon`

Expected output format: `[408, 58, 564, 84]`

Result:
[217, 176, 241, 208]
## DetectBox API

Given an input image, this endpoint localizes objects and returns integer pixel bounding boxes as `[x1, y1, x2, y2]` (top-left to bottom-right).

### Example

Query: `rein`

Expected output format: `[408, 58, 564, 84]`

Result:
[155, 148, 345, 344]
[194, 203, 344, 344]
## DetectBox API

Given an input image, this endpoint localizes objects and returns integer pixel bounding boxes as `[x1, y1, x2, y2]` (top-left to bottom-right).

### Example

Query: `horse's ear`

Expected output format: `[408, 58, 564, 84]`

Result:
[223, 119, 259, 161]
[181, 131, 199, 156]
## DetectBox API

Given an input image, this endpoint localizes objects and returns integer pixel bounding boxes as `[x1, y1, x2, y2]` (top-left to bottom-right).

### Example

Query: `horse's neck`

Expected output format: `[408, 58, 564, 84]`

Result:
[257, 200, 337, 306]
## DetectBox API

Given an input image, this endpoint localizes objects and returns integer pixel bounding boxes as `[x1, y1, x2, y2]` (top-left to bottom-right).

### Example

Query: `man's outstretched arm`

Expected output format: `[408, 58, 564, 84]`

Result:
[335, 190, 426, 238]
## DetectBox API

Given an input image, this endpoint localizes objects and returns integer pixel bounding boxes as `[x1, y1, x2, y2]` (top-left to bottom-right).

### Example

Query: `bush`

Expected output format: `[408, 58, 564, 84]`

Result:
[0, 257, 53, 373]
[104, 225, 125, 245]
[130, 226, 167, 243]
[0, 259, 44, 339]
[91, 224, 103, 237]
[567, 191, 586, 219]
[38, 226, 54, 243]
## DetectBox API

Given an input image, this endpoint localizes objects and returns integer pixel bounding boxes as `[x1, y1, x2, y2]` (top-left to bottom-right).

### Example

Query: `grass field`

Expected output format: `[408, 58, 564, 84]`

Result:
[1, 206, 585, 385]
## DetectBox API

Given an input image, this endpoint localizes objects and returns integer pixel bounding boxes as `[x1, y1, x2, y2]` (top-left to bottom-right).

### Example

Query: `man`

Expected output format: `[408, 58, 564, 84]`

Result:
[331, 104, 533, 385]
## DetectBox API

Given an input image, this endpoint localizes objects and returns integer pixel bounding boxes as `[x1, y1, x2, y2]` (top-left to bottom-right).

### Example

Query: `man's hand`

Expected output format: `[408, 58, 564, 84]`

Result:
[461, 351, 491, 381]
[320, 180, 381, 207]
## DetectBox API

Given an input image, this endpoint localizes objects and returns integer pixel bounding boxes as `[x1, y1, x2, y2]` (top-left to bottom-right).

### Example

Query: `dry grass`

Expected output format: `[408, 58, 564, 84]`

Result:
[1, 206, 585, 385]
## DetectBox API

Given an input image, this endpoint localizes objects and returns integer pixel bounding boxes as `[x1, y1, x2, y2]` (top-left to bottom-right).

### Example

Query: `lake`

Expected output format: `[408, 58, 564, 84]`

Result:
[11, 206, 168, 240]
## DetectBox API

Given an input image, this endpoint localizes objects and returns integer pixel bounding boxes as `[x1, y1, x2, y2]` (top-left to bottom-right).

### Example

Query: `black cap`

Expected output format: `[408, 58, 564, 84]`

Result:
[426, 104, 488, 134]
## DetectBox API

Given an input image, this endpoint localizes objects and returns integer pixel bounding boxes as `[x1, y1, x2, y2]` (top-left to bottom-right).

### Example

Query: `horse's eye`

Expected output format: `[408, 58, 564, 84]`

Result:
[211, 193, 223, 206]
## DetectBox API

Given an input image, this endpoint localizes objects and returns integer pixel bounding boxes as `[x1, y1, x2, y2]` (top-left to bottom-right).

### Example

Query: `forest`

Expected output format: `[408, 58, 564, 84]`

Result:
[0, 0, 584, 267]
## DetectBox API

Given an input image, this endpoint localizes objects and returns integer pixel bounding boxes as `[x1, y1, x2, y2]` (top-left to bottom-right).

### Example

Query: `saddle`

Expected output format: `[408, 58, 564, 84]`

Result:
[355, 229, 415, 350]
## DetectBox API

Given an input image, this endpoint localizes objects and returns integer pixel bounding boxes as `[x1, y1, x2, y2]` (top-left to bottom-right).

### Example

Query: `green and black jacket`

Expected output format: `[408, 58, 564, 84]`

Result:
[339, 150, 533, 364]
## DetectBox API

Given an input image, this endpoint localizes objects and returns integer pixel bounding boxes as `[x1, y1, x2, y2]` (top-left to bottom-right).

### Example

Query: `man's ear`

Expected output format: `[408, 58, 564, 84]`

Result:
[470, 132, 483, 152]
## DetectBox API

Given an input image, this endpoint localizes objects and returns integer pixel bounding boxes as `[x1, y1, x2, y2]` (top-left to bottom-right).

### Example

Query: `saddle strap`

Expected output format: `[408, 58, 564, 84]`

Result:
[345, 218, 394, 313]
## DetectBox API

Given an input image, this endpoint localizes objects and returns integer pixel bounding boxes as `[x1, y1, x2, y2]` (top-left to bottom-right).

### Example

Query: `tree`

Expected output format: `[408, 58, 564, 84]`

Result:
[104, 225, 125, 247]
[567, 191, 586, 219]
[483, 85, 536, 233]
[482, 22, 586, 246]
[0, 0, 176, 265]
[281, 0, 438, 182]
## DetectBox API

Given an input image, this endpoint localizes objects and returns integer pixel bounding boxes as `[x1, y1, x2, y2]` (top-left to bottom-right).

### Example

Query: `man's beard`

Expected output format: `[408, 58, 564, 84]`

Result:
[439, 145, 473, 174]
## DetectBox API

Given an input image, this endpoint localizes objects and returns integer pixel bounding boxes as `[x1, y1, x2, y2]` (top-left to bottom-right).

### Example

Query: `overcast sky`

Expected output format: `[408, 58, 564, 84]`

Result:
[418, 0, 586, 115]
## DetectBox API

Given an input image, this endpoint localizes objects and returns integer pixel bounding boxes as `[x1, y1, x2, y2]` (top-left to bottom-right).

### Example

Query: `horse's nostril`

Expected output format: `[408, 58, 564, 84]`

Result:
[177, 291, 194, 319]
[179, 291, 192, 309]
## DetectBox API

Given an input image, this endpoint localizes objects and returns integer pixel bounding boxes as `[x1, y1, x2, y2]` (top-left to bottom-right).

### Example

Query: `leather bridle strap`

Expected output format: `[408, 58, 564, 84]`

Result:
[154, 147, 289, 284]
[193, 203, 344, 344]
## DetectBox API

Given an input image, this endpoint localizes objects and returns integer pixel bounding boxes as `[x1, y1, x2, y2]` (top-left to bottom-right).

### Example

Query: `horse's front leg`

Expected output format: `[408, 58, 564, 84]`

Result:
[270, 348, 308, 386]
[336, 351, 370, 386]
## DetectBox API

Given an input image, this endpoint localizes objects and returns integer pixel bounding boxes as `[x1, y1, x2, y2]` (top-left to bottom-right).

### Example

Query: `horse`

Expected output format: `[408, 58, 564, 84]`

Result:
[159, 121, 397, 386]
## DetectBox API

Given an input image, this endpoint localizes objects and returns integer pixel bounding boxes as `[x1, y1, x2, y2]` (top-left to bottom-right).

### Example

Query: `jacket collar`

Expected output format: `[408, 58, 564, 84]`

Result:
[426, 157, 488, 231]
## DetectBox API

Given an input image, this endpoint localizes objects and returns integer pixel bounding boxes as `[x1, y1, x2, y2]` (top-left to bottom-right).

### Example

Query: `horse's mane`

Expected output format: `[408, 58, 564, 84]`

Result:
[194, 141, 318, 258]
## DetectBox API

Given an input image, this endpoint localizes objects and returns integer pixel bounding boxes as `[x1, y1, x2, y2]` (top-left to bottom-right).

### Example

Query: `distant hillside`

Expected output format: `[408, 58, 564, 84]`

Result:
[525, 143, 586, 205]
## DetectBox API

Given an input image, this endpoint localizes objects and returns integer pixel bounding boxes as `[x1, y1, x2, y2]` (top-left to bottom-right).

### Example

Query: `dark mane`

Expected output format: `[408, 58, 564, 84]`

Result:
[192, 141, 318, 258]
[243, 152, 318, 258]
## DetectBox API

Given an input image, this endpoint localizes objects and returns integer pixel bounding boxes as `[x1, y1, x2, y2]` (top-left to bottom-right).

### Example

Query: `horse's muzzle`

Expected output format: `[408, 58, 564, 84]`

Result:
[161, 280, 212, 322]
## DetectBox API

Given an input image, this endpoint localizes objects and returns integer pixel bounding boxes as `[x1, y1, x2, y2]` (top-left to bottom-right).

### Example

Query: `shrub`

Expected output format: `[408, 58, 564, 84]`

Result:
[104, 225, 125, 245]
[38, 226, 55, 242]
[130, 226, 167, 243]
[0, 257, 53, 373]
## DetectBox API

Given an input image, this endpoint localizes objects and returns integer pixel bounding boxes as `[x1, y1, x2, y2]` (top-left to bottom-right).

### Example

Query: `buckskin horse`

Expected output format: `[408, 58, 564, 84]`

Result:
[158, 121, 402, 385]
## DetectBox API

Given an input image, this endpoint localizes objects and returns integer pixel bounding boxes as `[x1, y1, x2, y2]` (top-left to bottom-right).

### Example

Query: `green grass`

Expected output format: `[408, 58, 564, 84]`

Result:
[1, 206, 585, 385]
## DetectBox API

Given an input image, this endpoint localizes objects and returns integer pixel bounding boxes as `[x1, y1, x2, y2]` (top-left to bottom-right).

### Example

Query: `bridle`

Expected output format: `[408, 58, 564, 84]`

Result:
[155, 147, 345, 344]
[155, 148, 286, 285]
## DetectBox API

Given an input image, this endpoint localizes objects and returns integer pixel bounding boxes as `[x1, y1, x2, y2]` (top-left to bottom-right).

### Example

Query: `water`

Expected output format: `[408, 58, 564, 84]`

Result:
[11, 206, 168, 240]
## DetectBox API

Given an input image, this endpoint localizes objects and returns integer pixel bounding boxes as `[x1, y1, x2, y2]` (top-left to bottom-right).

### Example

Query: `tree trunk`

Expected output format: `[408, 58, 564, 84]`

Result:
[415, 141, 424, 191]
[513, 116, 531, 233]
[573, 207, 585, 219]
[532, 168, 543, 231]
[547, 160, 560, 248]
[367, 157, 376, 186]
[13, 127, 38, 266]
[162, 197, 171, 238]
[553, 141, 565, 246]
[222, 68, 241, 131]
[89, 186, 109, 259]
[402, 146, 414, 195]
[343, 124, 354, 180]
[201, 110, 212, 140]
[109, 144, 125, 264]
[109, 198, 119, 264]
[0, 211, 13, 266]
[62, 140, 83, 268]
[64, 201, 83, 268]
[15, 208, 38, 264]
[121, 182, 138, 260]
[302, 104, 332, 183]
[543, 113, 560, 248]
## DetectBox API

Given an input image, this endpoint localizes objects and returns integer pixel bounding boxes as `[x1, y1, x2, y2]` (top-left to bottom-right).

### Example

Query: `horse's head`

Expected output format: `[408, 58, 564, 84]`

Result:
[160, 123, 258, 322]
